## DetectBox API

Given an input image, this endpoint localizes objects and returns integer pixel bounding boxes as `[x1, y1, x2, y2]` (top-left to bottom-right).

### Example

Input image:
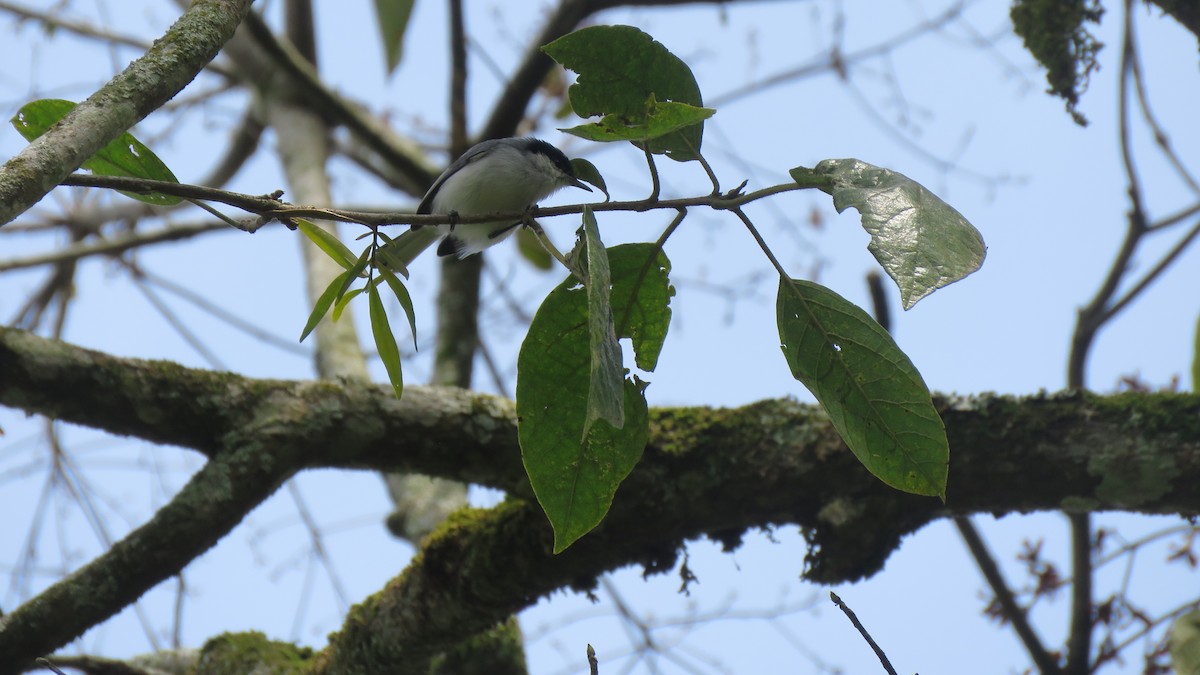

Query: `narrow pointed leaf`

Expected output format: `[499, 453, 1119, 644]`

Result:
[368, 283, 404, 399]
[12, 98, 181, 205]
[583, 208, 625, 437]
[296, 219, 358, 270]
[301, 271, 354, 343]
[332, 287, 365, 322]
[777, 277, 948, 497]
[299, 249, 370, 342]
[517, 244, 672, 552]
[377, 267, 418, 350]
[791, 159, 986, 309]
[373, 0, 415, 75]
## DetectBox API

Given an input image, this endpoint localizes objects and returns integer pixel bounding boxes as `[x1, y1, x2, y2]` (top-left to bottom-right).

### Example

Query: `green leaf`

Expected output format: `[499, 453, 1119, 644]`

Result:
[582, 208, 625, 437]
[569, 157, 610, 200]
[373, 0, 415, 75]
[562, 96, 715, 144]
[11, 99, 181, 206]
[543, 25, 706, 162]
[332, 287, 364, 322]
[791, 159, 986, 309]
[376, 267, 418, 350]
[1193, 312, 1200, 392]
[299, 249, 370, 343]
[296, 219, 358, 270]
[368, 282, 404, 399]
[776, 277, 948, 498]
[1171, 611, 1200, 675]
[611, 245, 673, 373]
[516, 228, 555, 270]
[517, 243, 673, 552]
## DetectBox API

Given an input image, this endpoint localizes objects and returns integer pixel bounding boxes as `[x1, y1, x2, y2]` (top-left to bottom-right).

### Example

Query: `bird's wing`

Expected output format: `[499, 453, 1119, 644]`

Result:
[416, 139, 505, 215]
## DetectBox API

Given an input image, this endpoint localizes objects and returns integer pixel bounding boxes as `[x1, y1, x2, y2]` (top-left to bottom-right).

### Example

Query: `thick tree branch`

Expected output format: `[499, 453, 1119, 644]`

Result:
[0, 0, 254, 227]
[3, 328, 1200, 671]
[0, 418, 305, 673]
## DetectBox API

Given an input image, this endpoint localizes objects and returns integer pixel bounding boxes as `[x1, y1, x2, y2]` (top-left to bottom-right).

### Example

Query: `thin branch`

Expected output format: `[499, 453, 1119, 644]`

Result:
[1066, 0, 1147, 390]
[955, 516, 1062, 674]
[0, 0, 255, 227]
[1065, 512, 1094, 675]
[54, 172, 811, 229]
[1101, 217, 1200, 322]
[0, 428, 305, 671]
[0, 0, 238, 79]
[0, 222, 217, 272]
[448, 0, 468, 155]
[829, 592, 898, 675]
[235, 11, 438, 194]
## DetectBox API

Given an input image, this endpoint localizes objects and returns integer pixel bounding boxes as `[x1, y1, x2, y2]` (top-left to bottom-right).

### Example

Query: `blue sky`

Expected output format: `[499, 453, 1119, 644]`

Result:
[1, 1, 1198, 673]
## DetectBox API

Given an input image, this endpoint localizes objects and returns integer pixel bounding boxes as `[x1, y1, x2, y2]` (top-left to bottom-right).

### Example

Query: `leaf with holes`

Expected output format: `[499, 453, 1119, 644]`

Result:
[791, 159, 985, 309]
[777, 277, 947, 497]
[11, 99, 181, 205]
[543, 25, 706, 162]
[517, 243, 672, 552]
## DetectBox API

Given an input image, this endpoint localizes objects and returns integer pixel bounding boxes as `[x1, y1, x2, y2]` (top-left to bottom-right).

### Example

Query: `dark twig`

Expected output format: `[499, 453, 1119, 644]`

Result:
[955, 516, 1062, 674]
[448, 0, 468, 156]
[829, 592, 898, 675]
[865, 271, 890, 334]
[55, 172, 810, 229]
[588, 644, 599, 675]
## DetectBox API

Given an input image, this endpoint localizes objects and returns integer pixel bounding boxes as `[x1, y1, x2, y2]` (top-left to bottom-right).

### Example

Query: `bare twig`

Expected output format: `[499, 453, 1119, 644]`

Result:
[829, 592, 898, 675]
[955, 516, 1062, 674]
[55, 172, 810, 228]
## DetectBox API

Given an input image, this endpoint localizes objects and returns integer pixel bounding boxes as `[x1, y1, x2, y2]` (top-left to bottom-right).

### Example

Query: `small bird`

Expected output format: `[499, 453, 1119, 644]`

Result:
[380, 137, 591, 269]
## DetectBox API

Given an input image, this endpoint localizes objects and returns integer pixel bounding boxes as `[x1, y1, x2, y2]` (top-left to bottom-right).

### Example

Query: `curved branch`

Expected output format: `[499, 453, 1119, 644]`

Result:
[0, 424, 303, 674]
[3, 327, 1200, 672]
[0, 0, 254, 227]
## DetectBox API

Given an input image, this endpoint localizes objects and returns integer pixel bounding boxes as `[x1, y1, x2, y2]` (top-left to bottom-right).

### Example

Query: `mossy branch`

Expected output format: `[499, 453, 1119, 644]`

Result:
[3, 327, 1200, 670]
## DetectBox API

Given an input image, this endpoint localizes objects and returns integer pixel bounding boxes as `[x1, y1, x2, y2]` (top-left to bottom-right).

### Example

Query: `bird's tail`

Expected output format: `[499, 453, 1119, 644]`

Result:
[377, 227, 440, 276]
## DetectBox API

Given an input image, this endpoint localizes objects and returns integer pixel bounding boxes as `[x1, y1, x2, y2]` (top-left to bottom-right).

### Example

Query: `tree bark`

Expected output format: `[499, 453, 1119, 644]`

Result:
[2, 326, 1199, 671]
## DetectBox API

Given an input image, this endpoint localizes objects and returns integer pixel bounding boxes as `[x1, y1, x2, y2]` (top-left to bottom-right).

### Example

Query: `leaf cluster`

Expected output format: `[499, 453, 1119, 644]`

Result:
[11, 24, 988, 554]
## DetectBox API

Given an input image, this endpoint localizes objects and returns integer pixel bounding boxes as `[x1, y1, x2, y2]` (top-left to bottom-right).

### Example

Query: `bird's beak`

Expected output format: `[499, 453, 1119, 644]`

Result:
[569, 177, 593, 192]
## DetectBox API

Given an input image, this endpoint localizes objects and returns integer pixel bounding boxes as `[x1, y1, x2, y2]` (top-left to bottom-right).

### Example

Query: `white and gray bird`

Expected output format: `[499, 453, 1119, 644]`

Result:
[380, 137, 591, 269]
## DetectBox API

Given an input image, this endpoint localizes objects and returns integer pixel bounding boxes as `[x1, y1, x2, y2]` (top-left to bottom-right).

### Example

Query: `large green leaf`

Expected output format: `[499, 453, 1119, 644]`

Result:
[582, 209, 625, 437]
[791, 159, 986, 309]
[11, 99, 181, 206]
[776, 277, 948, 497]
[517, 243, 673, 552]
[373, 0, 415, 75]
[543, 25, 706, 162]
